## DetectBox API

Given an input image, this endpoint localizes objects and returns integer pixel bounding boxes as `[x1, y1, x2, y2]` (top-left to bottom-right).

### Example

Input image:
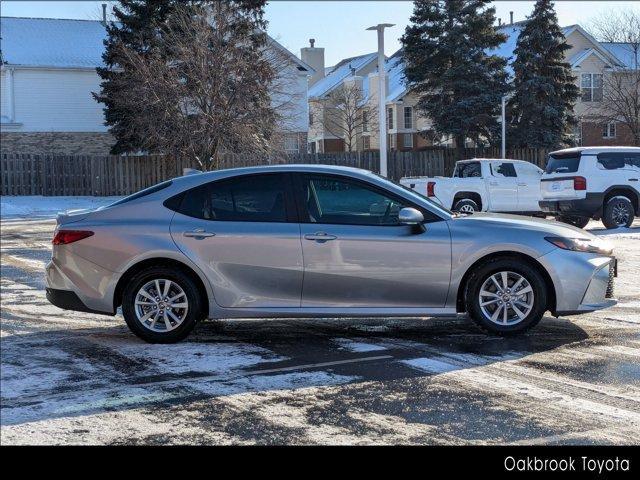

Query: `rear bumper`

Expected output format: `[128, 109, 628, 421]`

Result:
[46, 288, 114, 316]
[539, 193, 604, 219]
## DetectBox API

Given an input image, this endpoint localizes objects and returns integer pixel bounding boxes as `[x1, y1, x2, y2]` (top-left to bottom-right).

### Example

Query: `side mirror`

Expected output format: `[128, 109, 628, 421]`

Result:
[399, 207, 424, 225]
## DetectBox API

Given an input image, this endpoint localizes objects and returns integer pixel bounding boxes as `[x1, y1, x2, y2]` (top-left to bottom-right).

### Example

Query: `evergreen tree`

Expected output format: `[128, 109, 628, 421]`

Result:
[95, 0, 177, 154]
[508, 0, 579, 148]
[401, 0, 509, 150]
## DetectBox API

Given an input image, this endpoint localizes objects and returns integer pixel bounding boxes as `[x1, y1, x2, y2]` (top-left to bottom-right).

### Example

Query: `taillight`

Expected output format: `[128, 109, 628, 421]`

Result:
[573, 176, 587, 191]
[53, 230, 94, 245]
[427, 181, 436, 197]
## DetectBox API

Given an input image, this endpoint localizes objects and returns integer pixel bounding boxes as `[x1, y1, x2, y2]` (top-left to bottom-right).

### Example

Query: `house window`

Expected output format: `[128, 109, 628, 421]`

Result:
[309, 112, 313, 126]
[388, 108, 394, 130]
[362, 135, 370, 150]
[581, 73, 603, 102]
[284, 134, 300, 153]
[404, 106, 413, 129]
[573, 122, 583, 146]
[403, 133, 413, 149]
[602, 122, 616, 138]
[362, 109, 369, 132]
[388, 134, 396, 150]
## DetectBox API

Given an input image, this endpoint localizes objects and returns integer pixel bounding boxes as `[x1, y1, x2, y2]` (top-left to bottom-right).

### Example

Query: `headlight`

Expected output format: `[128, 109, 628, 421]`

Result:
[545, 236, 613, 255]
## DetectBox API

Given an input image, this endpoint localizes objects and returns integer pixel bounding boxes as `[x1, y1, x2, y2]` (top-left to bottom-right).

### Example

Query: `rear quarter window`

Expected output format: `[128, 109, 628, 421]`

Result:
[545, 155, 580, 174]
[108, 180, 173, 207]
[597, 152, 640, 170]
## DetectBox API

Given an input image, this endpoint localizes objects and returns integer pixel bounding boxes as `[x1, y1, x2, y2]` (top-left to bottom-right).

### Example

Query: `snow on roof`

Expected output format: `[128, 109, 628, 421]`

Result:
[601, 42, 639, 70]
[385, 51, 406, 102]
[1, 16, 313, 73]
[1, 17, 108, 68]
[308, 52, 377, 99]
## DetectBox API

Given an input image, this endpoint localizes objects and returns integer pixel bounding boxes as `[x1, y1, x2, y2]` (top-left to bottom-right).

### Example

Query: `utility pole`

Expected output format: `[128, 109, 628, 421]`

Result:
[366, 23, 394, 177]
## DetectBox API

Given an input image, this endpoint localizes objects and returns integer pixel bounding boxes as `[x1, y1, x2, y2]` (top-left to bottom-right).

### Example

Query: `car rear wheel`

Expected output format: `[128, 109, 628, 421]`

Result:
[602, 196, 634, 229]
[122, 266, 204, 343]
[465, 258, 547, 335]
[453, 198, 479, 214]
[557, 215, 590, 229]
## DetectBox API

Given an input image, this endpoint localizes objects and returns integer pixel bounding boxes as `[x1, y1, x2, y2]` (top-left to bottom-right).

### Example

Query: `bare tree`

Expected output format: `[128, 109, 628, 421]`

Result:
[587, 9, 640, 145]
[104, 1, 296, 170]
[320, 81, 377, 152]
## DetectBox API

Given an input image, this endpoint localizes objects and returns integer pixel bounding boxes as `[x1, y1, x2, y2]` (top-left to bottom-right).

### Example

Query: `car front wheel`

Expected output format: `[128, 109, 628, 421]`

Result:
[122, 267, 204, 343]
[465, 258, 547, 335]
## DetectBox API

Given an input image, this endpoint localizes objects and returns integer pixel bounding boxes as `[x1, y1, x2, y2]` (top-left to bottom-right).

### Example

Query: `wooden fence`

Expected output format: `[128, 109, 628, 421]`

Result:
[0, 147, 549, 196]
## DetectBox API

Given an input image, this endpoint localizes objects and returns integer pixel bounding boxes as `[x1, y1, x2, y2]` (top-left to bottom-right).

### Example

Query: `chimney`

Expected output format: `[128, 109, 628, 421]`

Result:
[101, 3, 107, 25]
[301, 38, 325, 87]
[510, 11, 514, 25]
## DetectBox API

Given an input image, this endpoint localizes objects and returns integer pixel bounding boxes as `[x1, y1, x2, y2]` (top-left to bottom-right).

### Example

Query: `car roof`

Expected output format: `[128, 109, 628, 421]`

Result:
[458, 158, 534, 164]
[550, 146, 640, 156]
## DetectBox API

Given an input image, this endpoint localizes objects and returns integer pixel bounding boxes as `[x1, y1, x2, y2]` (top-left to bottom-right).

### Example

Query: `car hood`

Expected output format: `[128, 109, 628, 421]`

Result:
[450, 212, 599, 240]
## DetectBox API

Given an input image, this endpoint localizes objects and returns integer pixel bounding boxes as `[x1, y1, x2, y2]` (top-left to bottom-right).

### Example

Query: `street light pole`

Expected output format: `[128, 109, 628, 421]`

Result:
[367, 23, 394, 177]
[501, 95, 506, 159]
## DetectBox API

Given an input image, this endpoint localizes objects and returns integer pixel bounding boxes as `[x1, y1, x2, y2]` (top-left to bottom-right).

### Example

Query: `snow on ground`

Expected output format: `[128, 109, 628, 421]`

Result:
[0, 196, 121, 218]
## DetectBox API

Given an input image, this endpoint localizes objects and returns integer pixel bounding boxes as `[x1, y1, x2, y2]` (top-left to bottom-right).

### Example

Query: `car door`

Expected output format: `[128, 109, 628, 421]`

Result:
[487, 161, 518, 211]
[169, 173, 303, 309]
[514, 162, 543, 212]
[295, 173, 451, 308]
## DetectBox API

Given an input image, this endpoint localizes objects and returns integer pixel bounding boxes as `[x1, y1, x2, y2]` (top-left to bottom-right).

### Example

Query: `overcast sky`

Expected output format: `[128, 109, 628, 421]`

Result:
[2, 1, 639, 65]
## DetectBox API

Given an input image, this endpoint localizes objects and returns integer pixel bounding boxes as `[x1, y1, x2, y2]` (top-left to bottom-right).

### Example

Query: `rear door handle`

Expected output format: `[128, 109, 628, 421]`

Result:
[518, 183, 528, 186]
[629, 178, 638, 182]
[304, 232, 337, 241]
[489, 182, 499, 186]
[183, 228, 216, 238]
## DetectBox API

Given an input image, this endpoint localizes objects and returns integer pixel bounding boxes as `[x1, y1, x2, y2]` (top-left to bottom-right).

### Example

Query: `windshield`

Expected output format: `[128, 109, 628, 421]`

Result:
[545, 155, 580, 174]
[369, 172, 453, 218]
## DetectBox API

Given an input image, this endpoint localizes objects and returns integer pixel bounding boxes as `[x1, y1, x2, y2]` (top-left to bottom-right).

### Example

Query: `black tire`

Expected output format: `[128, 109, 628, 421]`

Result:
[453, 198, 479, 214]
[557, 215, 590, 229]
[602, 196, 634, 229]
[122, 266, 205, 343]
[465, 257, 548, 336]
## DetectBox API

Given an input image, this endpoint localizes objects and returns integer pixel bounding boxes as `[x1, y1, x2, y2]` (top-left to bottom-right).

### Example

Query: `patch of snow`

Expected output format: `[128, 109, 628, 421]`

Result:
[332, 338, 388, 353]
[401, 357, 460, 374]
[0, 196, 120, 219]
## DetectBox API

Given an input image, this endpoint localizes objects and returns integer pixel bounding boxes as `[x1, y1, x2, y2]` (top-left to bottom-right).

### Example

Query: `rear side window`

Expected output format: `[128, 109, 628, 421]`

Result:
[492, 162, 517, 178]
[545, 155, 580, 174]
[453, 162, 481, 178]
[108, 181, 172, 207]
[597, 152, 640, 170]
[169, 174, 290, 222]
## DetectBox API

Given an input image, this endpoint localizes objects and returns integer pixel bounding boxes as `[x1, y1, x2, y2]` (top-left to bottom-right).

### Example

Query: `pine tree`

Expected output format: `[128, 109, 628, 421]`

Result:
[508, 0, 579, 148]
[95, 0, 177, 154]
[401, 0, 509, 150]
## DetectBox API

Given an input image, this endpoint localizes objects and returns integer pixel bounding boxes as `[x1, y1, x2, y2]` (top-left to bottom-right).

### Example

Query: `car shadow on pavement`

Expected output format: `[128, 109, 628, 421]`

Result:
[0, 314, 589, 427]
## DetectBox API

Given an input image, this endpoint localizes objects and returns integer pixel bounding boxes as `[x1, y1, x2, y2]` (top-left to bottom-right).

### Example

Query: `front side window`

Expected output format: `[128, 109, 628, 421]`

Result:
[492, 162, 517, 178]
[602, 122, 616, 138]
[404, 106, 413, 129]
[302, 175, 408, 225]
[581, 73, 603, 102]
[453, 162, 482, 178]
[173, 174, 289, 222]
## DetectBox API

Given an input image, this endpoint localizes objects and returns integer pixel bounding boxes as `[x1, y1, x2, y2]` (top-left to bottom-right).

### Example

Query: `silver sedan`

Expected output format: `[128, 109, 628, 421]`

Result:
[45, 165, 617, 343]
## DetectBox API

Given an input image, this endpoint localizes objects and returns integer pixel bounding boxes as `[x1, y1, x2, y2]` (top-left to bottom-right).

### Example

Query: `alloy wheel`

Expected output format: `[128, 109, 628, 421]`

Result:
[478, 271, 534, 325]
[612, 201, 631, 226]
[134, 279, 189, 332]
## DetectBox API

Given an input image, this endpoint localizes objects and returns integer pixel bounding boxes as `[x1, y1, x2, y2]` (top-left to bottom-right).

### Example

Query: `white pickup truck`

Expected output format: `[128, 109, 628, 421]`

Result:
[400, 158, 544, 214]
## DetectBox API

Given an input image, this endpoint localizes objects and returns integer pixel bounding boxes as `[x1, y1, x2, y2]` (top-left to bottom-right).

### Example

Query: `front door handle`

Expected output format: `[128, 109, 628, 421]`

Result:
[183, 228, 216, 238]
[489, 182, 499, 186]
[304, 232, 337, 241]
[629, 178, 638, 182]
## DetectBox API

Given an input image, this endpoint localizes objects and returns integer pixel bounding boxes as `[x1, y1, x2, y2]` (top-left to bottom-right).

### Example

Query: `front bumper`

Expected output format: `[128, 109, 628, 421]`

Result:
[538, 249, 617, 315]
[539, 193, 604, 219]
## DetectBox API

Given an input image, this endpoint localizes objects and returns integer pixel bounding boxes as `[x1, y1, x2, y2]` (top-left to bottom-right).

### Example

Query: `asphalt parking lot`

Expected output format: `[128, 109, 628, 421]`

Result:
[1, 214, 639, 445]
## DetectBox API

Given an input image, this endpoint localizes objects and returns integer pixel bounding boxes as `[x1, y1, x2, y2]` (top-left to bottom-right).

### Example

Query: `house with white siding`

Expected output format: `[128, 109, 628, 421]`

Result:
[0, 16, 314, 155]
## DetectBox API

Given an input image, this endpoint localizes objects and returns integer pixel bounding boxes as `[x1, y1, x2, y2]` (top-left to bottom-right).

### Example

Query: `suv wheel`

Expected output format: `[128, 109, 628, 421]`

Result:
[453, 198, 479, 214]
[122, 266, 204, 343]
[465, 258, 547, 335]
[602, 196, 634, 229]
[557, 215, 590, 229]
